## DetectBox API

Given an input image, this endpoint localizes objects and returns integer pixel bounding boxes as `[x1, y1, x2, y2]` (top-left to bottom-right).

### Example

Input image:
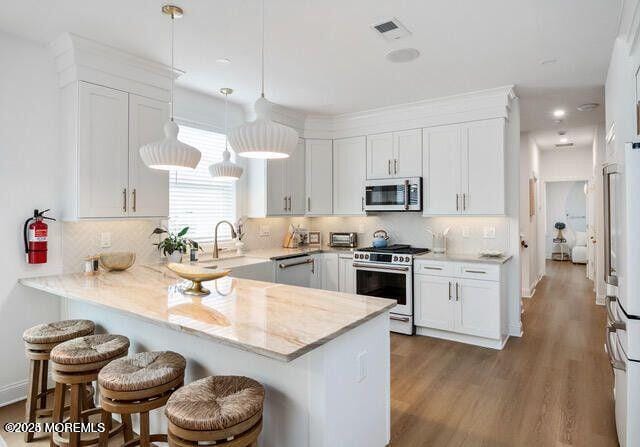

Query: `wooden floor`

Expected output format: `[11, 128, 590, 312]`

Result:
[390, 261, 618, 446]
[0, 261, 618, 446]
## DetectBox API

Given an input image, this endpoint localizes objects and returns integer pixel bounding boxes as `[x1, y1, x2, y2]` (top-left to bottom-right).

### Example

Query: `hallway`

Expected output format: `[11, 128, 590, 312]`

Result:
[390, 261, 618, 446]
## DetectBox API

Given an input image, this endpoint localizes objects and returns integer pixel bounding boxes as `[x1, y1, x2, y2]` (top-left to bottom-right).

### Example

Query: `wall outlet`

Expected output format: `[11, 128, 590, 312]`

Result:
[357, 350, 367, 383]
[483, 226, 496, 239]
[259, 225, 270, 237]
[100, 232, 112, 248]
[462, 226, 470, 238]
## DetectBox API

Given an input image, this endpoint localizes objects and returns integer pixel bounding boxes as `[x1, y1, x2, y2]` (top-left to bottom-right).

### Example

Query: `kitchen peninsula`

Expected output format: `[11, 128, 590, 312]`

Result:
[20, 264, 394, 447]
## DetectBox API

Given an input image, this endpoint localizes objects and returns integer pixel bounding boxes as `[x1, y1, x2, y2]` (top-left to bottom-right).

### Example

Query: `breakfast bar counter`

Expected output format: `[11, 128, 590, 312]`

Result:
[20, 265, 393, 446]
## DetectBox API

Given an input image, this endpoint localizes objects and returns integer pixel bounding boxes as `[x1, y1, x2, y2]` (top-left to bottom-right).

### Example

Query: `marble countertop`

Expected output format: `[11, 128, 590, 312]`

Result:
[414, 252, 513, 264]
[19, 265, 393, 363]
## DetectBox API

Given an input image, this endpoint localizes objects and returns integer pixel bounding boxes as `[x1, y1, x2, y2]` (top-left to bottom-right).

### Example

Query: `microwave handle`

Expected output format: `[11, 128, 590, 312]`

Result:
[603, 164, 618, 286]
[404, 179, 410, 210]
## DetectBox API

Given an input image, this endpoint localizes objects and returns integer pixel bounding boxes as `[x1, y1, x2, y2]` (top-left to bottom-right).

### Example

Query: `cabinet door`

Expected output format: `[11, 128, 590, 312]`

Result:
[266, 159, 287, 215]
[422, 125, 462, 215]
[414, 274, 453, 330]
[288, 139, 306, 215]
[463, 119, 505, 215]
[321, 254, 340, 291]
[128, 94, 169, 217]
[333, 136, 366, 215]
[455, 278, 500, 339]
[305, 139, 333, 215]
[77, 82, 129, 218]
[366, 133, 394, 179]
[338, 257, 356, 294]
[394, 129, 422, 177]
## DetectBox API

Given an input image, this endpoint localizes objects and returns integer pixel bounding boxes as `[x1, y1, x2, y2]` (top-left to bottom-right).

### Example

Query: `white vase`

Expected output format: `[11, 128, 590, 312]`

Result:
[235, 241, 245, 255]
[167, 251, 183, 263]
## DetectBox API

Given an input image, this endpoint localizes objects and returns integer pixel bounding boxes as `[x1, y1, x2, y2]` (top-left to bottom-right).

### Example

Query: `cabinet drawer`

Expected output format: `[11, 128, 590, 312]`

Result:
[456, 263, 500, 281]
[414, 260, 456, 277]
[458, 264, 500, 281]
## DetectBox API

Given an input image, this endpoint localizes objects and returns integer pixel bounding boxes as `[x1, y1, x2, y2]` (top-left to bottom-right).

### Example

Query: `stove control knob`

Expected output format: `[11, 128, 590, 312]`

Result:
[357, 254, 362, 259]
[365, 254, 369, 259]
[393, 256, 398, 261]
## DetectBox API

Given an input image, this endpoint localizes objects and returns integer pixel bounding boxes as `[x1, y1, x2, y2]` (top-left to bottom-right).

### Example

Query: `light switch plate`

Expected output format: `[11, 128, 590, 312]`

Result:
[100, 232, 112, 248]
[483, 226, 496, 239]
[462, 226, 470, 238]
[259, 225, 270, 237]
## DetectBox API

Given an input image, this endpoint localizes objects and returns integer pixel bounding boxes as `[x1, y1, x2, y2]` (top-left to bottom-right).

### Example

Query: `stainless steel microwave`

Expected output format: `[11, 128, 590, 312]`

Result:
[364, 177, 422, 212]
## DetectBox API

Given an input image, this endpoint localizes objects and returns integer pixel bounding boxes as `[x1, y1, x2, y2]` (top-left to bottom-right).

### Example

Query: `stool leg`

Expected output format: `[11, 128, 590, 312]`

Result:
[139, 411, 150, 447]
[50, 382, 65, 447]
[24, 359, 41, 443]
[98, 410, 109, 447]
[122, 413, 134, 442]
[68, 384, 81, 447]
[39, 359, 49, 411]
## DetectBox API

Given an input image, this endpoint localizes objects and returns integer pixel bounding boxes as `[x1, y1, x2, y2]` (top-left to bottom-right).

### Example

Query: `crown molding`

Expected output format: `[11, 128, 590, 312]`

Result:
[50, 33, 180, 101]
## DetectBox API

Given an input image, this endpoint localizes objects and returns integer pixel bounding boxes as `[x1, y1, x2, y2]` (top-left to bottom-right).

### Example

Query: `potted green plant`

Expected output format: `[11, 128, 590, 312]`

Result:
[151, 226, 196, 263]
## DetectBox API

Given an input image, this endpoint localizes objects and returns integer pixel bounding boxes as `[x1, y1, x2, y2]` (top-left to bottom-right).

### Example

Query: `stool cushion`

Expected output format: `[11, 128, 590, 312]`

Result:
[23, 319, 95, 345]
[50, 334, 129, 365]
[165, 376, 264, 431]
[98, 351, 186, 392]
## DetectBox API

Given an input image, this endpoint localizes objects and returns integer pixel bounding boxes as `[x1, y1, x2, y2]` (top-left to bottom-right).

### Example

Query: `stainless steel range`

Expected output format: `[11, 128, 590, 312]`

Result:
[353, 244, 430, 335]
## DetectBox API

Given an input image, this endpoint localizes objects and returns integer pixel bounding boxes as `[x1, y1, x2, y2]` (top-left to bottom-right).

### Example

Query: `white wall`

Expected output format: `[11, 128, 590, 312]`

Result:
[539, 146, 594, 181]
[0, 31, 63, 404]
[544, 181, 587, 257]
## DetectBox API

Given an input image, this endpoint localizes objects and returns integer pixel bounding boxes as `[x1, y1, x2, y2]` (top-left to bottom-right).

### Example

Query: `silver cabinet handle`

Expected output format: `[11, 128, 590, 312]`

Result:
[307, 197, 311, 212]
[394, 159, 398, 175]
[122, 188, 127, 213]
[388, 159, 391, 175]
[455, 282, 460, 301]
[456, 194, 459, 211]
[465, 269, 486, 274]
[289, 196, 292, 211]
[463, 193, 467, 211]
[390, 315, 410, 322]
[284, 196, 287, 211]
[606, 325, 626, 371]
[448, 281, 452, 301]
[606, 295, 626, 330]
[131, 188, 137, 213]
[423, 266, 443, 271]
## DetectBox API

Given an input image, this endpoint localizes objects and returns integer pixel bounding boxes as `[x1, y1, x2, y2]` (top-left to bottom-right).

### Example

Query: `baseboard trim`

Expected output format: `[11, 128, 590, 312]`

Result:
[415, 326, 508, 350]
[0, 379, 28, 408]
[509, 323, 523, 337]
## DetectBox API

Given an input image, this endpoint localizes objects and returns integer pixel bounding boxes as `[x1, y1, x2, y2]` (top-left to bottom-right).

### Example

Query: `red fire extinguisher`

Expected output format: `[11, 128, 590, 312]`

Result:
[23, 209, 56, 264]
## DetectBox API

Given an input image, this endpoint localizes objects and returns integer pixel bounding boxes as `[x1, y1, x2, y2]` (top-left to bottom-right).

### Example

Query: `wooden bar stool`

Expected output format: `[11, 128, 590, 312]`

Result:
[22, 319, 95, 443]
[50, 334, 130, 447]
[165, 376, 264, 447]
[98, 351, 186, 447]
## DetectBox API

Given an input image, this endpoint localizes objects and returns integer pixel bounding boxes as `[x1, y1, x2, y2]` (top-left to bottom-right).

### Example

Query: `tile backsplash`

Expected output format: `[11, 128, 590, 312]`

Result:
[62, 219, 162, 272]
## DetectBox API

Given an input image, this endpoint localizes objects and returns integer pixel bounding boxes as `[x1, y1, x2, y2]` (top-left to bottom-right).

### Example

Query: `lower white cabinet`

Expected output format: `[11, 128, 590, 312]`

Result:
[320, 254, 339, 291]
[414, 260, 506, 348]
[338, 256, 356, 294]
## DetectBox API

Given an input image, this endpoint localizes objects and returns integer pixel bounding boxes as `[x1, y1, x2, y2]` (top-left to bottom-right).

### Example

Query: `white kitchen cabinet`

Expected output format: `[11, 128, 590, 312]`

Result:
[128, 94, 170, 217]
[338, 256, 356, 294]
[333, 136, 366, 215]
[305, 139, 333, 215]
[414, 259, 507, 349]
[62, 81, 170, 220]
[366, 129, 422, 179]
[321, 253, 340, 292]
[423, 119, 505, 216]
[247, 139, 306, 217]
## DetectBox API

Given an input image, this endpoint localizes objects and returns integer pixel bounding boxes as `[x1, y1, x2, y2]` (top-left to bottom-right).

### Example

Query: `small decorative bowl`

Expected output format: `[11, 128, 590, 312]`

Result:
[99, 252, 136, 271]
[166, 263, 231, 296]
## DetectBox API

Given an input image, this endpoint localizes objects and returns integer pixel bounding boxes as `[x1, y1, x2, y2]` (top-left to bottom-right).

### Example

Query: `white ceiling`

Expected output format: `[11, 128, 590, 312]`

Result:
[0, 0, 622, 131]
[531, 125, 597, 151]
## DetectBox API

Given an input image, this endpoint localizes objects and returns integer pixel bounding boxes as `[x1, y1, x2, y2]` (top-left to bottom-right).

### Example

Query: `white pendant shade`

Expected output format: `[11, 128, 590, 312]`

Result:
[229, 96, 299, 159]
[140, 121, 201, 170]
[209, 149, 244, 181]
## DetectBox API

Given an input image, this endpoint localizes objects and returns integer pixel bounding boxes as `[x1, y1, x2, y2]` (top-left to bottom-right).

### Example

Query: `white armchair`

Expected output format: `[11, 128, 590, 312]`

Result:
[572, 231, 588, 264]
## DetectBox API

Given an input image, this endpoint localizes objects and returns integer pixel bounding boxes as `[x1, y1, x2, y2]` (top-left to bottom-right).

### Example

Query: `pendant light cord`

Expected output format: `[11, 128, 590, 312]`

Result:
[224, 91, 229, 152]
[170, 13, 175, 121]
[260, 0, 265, 98]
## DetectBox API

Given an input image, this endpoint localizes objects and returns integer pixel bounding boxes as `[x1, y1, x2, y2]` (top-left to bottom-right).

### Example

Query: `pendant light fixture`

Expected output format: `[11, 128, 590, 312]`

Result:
[139, 5, 201, 171]
[228, 0, 298, 159]
[209, 88, 244, 181]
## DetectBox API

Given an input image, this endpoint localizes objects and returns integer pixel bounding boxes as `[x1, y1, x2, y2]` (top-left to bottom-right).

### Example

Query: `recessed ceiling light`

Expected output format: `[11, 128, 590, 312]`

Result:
[558, 130, 567, 136]
[386, 48, 420, 63]
[541, 58, 557, 65]
[560, 137, 568, 144]
[216, 57, 231, 65]
[577, 103, 600, 112]
[553, 109, 566, 118]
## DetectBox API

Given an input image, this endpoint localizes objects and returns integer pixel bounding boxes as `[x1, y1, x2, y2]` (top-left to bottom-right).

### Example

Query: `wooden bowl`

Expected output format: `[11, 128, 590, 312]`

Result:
[99, 252, 136, 271]
[166, 263, 230, 296]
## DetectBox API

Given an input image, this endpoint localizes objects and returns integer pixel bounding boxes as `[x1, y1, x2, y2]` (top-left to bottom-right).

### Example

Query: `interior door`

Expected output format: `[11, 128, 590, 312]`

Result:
[333, 136, 366, 215]
[128, 94, 170, 217]
[288, 139, 306, 215]
[394, 129, 422, 177]
[266, 159, 287, 215]
[77, 82, 129, 218]
[414, 274, 452, 330]
[464, 119, 505, 215]
[455, 278, 500, 339]
[367, 133, 394, 179]
[422, 125, 462, 215]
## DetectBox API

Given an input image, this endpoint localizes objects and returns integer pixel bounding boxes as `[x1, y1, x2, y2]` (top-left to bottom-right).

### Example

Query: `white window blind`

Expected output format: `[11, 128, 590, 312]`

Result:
[169, 124, 236, 243]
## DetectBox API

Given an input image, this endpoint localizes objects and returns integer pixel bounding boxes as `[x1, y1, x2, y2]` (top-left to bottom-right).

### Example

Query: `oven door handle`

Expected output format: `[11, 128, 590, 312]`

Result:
[404, 179, 410, 210]
[390, 315, 410, 322]
[352, 263, 410, 272]
[605, 325, 626, 371]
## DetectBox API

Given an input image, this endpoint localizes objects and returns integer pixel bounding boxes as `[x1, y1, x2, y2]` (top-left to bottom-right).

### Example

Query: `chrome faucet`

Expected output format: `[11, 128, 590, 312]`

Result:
[213, 220, 237, 259]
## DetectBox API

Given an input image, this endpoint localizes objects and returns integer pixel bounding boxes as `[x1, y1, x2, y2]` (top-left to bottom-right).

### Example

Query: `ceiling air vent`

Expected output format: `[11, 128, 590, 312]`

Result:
[371, 18, 411, 41]
[555, 143, 574, 148]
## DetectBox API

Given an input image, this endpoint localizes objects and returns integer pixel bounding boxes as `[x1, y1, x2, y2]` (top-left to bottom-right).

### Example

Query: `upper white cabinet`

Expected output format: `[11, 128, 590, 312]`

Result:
[65, 81, 169, 219]
[247, 139, 306, 217]
[333, 136, 366, 215]
[366, 129, 422, 179]
[305, 139, 333, 215]
[423, 118, 505, 216]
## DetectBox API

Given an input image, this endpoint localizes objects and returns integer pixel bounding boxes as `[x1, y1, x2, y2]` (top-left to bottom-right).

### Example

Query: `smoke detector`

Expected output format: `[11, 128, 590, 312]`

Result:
[371, 18, 411, 41]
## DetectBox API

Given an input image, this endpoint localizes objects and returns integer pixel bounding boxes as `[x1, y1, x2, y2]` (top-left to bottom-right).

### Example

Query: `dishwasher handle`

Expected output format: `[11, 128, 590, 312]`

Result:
[278, 257, 314, 273]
